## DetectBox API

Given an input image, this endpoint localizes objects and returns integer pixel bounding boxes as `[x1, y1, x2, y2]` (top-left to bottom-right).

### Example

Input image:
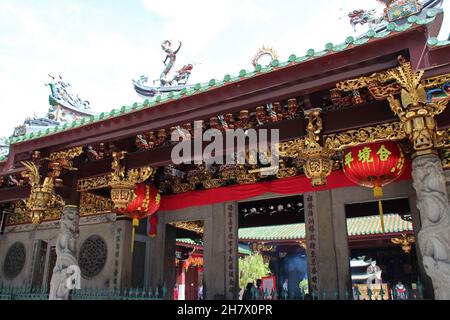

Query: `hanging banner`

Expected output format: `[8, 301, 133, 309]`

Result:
[160, 165, 411, 212]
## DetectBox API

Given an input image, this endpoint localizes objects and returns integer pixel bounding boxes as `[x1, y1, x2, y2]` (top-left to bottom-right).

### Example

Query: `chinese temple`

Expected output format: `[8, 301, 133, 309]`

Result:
[0, 1, 449, 301]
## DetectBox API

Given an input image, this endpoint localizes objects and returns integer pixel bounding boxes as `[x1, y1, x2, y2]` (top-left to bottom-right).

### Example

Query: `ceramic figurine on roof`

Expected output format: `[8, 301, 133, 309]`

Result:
[133, 40, 195, 98]
[46, 74, 96, 123]
[348, 9, 385, 31]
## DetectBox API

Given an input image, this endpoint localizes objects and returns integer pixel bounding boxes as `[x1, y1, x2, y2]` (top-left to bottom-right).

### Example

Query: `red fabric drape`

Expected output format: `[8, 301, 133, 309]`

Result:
[160, 164, 412, 211]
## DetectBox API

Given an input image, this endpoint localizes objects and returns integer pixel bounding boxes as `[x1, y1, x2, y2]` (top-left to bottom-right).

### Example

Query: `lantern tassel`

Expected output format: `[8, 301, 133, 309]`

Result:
[374, 186, 385, 233]
[131, 218, 139, 252]
[378, 200, 385, 233]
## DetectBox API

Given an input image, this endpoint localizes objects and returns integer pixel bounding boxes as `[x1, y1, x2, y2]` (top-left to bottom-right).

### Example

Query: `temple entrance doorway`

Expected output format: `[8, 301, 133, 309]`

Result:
[237, 195, 307, 300]
[166, 220, 204, 300]
[345, 197, 422, 300]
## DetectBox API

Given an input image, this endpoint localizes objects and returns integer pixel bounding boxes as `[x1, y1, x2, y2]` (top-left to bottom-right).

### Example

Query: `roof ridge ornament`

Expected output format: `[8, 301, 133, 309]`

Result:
[133, 40, 195, 97]
[46, 74, 95, 123]
[251, 46, 279, 68]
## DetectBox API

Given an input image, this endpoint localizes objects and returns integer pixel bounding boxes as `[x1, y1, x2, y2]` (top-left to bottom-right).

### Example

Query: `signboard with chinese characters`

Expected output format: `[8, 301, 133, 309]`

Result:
[304, 193, 319, 294]
[225, 202, 238, 299]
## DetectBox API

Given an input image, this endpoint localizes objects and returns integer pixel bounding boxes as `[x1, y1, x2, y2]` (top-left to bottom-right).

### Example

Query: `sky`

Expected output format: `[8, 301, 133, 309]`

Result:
[0, 0, 449, 138]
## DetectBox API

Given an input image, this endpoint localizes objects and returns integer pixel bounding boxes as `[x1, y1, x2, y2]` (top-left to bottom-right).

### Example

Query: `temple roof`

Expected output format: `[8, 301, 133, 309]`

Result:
[4, 8, 444, 149]
[238, 214, 413, 241]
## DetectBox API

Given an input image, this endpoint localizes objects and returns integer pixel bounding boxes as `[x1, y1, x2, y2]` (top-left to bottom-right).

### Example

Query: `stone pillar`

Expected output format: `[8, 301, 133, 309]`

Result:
[330, 190, 352, 300]
[49, 205, 80, 300]
[117, 220, 133, 290]
[203, 202, 227, 300]
[304, 191, 339, 299]
[412, 153, 450, 299]
[163, 224, 177, 299]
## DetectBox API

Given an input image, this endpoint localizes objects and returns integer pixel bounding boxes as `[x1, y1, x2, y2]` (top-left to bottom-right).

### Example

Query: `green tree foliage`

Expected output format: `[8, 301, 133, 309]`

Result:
[239, 253, 271, 290]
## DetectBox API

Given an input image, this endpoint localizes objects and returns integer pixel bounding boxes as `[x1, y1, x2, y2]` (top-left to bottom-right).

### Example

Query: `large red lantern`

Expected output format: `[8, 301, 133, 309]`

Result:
[119, 183, 161, 251]
[342, 141, 406, 232]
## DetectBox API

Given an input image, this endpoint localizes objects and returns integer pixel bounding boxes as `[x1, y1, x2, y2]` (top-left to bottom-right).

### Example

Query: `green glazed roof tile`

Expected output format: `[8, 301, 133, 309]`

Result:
[313, 50, 328, 57]
[374, 30, 391, 38]
[332, 44, 349, 52]
[395, 23, 413, 32]
[428, 37, 450, 47]
[295, 55, 309, 63]
[306, 48, 315, 57]
[244, 71, 256, 78]
[288, 54, 297, 62]
[354, 37, 369, 45]
[239, 214, 412, 241]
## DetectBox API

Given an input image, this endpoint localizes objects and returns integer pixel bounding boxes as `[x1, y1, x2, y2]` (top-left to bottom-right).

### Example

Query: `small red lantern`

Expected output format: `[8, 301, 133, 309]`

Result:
[120, 183, 161, 251]
[342, 141, 406, 232]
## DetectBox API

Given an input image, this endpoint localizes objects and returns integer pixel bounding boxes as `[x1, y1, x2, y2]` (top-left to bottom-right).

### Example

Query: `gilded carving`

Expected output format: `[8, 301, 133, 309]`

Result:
[171, 176, 195, 194]
[276, 160, 298, 179]
[324, 122, 406, 151]
[391, 234, 416, 253]
[202, 178, 224, 190]
[422, 73, 450, 89]
[279, 108, 334, 186]
[336, 69, 395, 91]
[169, 220, 204, 234]
[77, 175, 112, 192]
[387, 58, 448, 154]
[20, 161, 64, 224]
[109, 151, 153, 210]
[79, 192, 113, 216]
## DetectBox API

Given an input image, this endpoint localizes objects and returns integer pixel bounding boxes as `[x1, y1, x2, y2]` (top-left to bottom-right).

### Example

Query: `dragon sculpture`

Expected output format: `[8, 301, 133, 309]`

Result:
[347, 9, 385, 31]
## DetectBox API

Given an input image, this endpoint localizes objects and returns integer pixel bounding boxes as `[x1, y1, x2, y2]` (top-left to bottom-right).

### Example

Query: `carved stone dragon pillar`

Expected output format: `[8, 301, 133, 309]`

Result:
[411, 155, 450, 299]
[49, 205, 80, 300]
[387, 57, 450, 299]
